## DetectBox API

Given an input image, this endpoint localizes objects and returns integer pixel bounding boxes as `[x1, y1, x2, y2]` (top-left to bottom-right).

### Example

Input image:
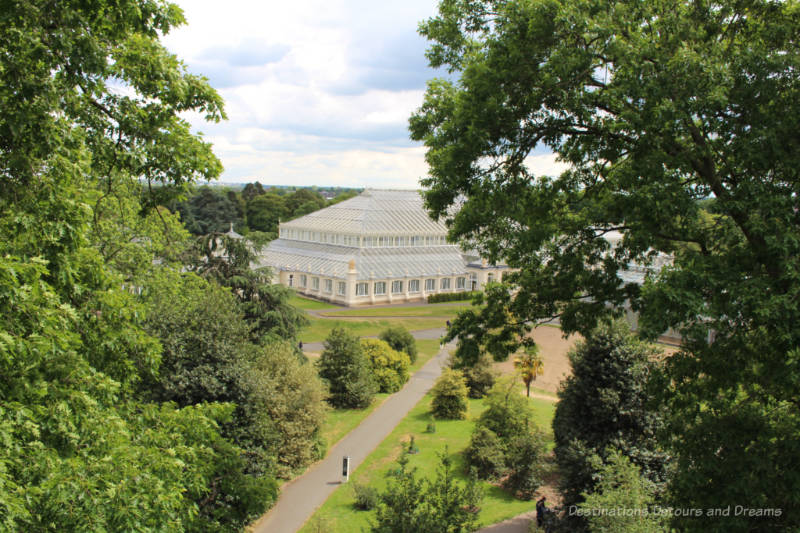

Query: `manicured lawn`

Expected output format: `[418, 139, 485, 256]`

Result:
[409, 339, 441, 374]
[321, 393, 391, 450]
[319, 339, 444, 449]
[299, 392, 556, 533]
[288, 292, 341, 310]
[300, 317, 447, 343]
[319, 303, 473, 318]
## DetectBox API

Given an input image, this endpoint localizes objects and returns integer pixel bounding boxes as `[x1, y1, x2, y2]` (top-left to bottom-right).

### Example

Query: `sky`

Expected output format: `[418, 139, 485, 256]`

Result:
[163, 0, 565, 189]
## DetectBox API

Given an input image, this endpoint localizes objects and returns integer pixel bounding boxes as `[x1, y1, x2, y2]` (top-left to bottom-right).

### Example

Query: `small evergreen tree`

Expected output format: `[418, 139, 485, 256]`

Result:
[379, 326, 418, 363]
[431, 369, 469, 420]
[318, 328, 378, 408]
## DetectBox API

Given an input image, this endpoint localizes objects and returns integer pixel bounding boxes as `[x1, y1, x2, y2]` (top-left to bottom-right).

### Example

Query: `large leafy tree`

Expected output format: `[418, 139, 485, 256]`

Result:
[411, 1, 800, 529]
[0, 1, 280, 530]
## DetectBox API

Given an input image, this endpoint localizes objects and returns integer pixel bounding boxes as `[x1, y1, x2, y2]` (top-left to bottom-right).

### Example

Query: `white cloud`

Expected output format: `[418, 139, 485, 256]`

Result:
[163, 0, 559, 188]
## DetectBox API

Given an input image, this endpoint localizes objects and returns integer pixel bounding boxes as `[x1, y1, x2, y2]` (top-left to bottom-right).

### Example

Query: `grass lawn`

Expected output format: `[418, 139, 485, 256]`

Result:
[319, 303, 473, 318]
[319, 338, 445, 450]
[288, 292, 341, 310]
[300, 317, 447, 343]
[300, 392, 556, 533]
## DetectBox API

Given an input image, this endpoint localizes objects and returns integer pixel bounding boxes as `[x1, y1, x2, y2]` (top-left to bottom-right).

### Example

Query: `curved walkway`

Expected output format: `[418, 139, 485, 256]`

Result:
[252, 341, 453, 533]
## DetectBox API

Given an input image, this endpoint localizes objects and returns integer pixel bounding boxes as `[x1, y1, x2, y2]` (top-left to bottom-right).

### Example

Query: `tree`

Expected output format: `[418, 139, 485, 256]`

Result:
[176, 186, 242, 235]
[379, 326, 418, 363]
[578, 450, 668, 533]
[372, 451, 482, 533]
[552, 321, 668, 509]
[247, 193, 286, 234]
[514, 346, 544, 398]
[241, 342, 327, 479]
[430, 369, 469, 420]
[285, 188, 326, 217]
[460, 352, 497, 399]
[140, 270, 327, 480]
[412, 1, 800, 529]
[361, 338, 411, 393]
[0, 1, 277, 529]
[464, 378, 546, 495]
[190, 233, 308, 344]
[318, 328, 378, 409]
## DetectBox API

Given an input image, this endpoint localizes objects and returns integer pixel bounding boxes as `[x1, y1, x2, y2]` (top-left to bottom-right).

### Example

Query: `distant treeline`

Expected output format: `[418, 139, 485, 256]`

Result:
[171, 183, 361, 237]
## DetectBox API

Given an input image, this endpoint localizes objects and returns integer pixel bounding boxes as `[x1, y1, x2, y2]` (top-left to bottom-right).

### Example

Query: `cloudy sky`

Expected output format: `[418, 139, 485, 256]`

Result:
[163, 0, 564, 189]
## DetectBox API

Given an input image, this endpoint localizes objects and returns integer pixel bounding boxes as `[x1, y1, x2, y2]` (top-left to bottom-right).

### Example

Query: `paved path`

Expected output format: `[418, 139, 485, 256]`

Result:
[252, 342, 453, 533]
[477, 511, 536, 533]
[300, 327, 446, 354]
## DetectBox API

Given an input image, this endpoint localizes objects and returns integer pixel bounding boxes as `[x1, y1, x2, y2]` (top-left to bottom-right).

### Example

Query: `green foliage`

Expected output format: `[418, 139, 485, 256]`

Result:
[139, 270, 252, 405]
[378, 326, 418, 363]
[361, 339, 411, 394]
[190, 233, 308, 343]
[430, 369, 469, 420]
[477, 378, 535, 442]
[246, 193, 286, 234]
[240, 342, 328, 479]
[177, 186, 242, 235]
[578, 450, 668, 533]
[463, 426, 507, 480]
[318, 328, 378, 409]
[553, 321, 669, 508]
[140, 271, 326, 479]
[371, 452, 482, 533]
[514, 346, 544, 398]
[503, 432, 546, 500]
[459, 352, 498, 399]
[427, 291, 479, 303]
[413, 0, 800, 529]
[464, 379, 546, 496]
[353, 483, 380, 511]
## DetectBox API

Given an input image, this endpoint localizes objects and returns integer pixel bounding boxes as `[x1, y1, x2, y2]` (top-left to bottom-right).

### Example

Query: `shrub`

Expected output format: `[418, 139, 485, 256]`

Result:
[378, 326, 418, 363]
[431, 369, 469, 420]
[361, 338, 410, 393]
[353, 483, 379, 511]
[503, 431, 547, 500]
[461, 352, 498, 398]
[427, 291, 479, 303]
[464, 426, 507, 480]
[317, 328, 377, 408]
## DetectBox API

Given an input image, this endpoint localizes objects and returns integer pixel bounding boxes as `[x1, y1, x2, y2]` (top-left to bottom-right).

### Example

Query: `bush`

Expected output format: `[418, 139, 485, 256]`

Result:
[318, 328, 377, 408]
[461, 352, 498, 398]
[427, 291, 480, 303]
[503, 431, 547, 500]
[378, 326, 418, 363]
[361, 338, 410, 393]
[431, 369, 469, 420]
[353, 483, 379, 511]
[464, 426, 507, 480]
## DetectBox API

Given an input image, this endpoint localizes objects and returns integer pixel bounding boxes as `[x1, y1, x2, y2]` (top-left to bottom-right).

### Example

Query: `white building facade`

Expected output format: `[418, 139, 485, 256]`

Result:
[258, 189, 507, 306]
